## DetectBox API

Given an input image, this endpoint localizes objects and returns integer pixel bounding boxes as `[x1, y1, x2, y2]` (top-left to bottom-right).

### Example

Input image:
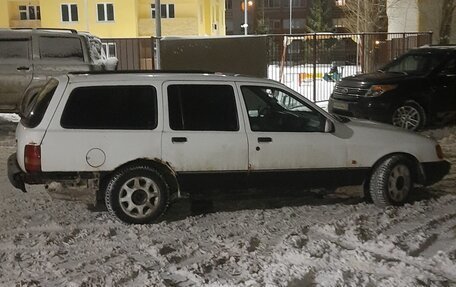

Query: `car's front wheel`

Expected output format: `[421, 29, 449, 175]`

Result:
[369, 155, 414, 207]
[391, 101, 426, 131]
[105, 165, 169, 224]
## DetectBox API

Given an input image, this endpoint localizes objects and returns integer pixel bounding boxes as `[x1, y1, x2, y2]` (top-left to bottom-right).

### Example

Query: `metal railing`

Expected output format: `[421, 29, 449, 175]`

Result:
[266, 32, 433, 102]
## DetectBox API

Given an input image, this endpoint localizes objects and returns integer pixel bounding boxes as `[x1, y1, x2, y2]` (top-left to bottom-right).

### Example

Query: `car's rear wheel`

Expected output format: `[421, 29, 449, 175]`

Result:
[105, 165, 169, 224]
[369, 155, 414, 207]
[391, 101, 426, 131]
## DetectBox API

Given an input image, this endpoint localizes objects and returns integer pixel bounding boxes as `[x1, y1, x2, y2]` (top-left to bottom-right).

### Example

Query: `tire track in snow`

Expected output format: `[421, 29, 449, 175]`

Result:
[377, 196, 456, 257]
[306, 213, 456, 284]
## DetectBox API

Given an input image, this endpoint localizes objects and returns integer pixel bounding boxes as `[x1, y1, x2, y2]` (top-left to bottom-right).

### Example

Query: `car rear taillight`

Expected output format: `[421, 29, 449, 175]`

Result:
[25, 144, 41, 172]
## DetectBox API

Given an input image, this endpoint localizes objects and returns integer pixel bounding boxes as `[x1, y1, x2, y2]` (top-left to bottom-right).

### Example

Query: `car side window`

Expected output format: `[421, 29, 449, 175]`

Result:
[440, 58, 456, 75]
[241, 86, 326, 132]
[39, 36, 84, 61]
[61, 85, 157, 129]
[168, 84, 239, 131]
[0, 39, 29, 60]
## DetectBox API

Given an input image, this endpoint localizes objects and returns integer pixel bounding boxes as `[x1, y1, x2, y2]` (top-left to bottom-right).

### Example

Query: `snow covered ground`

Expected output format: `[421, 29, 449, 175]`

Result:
[0, 114, 455, 286]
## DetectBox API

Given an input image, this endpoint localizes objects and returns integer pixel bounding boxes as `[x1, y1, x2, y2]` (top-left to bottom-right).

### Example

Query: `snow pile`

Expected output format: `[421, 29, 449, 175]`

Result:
[0, 119, 455, 286]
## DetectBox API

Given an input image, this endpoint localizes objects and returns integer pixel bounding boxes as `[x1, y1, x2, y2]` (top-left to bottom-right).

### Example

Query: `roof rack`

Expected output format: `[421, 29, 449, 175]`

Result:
[11, 28, 78, 34]
[69, 70, 216, 75]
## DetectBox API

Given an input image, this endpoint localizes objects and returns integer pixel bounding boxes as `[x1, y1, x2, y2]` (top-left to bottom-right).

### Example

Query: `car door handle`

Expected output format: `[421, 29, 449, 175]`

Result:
[258, 137, 272, 143]
[17, 66, 30, 71]
[172, 137, 187, 143]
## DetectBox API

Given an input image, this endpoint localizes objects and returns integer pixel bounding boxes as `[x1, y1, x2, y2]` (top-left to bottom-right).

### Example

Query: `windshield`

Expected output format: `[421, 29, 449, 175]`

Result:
[21, 79, 59, 128]
[381, 53, 444, 75]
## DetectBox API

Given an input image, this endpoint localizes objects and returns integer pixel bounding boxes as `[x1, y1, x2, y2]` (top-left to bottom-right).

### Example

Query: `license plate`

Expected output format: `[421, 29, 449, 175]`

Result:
[332, 101, 348, 111]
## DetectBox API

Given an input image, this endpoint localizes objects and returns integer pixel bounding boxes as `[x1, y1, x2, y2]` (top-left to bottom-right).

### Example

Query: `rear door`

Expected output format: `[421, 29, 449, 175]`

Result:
[161, 81, 248, 189]
[0, 37, 33, 111]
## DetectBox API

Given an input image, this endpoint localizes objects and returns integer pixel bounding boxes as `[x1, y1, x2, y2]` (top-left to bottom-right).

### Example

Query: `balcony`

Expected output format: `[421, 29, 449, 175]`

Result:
[9, 19, 41, 28]
[138, 17, 199, 37]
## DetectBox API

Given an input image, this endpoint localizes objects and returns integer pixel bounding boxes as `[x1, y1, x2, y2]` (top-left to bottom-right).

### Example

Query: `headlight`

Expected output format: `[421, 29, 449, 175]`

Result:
[365, 84, 397, 97]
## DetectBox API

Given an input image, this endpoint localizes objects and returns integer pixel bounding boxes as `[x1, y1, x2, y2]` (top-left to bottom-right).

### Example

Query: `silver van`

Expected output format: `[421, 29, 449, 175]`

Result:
[0, 28, 117, 113]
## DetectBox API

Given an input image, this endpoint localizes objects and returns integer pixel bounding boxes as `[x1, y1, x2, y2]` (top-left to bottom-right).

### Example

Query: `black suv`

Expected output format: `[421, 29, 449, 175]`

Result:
[328, 46, 456, 130]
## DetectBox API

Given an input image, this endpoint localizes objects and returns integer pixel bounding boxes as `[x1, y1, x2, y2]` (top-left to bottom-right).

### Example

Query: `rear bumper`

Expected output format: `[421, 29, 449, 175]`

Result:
[7, 153, 46, 192]
[421, 160, 451, 186]
[8, 153, 27, 192]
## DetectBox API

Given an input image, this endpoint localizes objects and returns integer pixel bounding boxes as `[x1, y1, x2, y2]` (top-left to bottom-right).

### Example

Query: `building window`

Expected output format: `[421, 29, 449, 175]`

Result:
[19, 5, 41, 20]
[271, 19, 281, 30]
[335, 0, 346, 6]
[102, 42, 117, 58]
[333, 18, 345, 27]
[284, 18, 306, 29]
[151, 4, 175, 19]
[284, 0, 307, 7]
[97, 3, 114, 21]
[264, 0, 280, 8]
[61, 4, 78, 22]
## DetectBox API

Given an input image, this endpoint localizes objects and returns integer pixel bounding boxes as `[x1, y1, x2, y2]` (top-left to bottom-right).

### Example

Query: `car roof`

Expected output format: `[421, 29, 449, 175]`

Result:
[66, 71, 276, 85]
[0, 28, 87, 38]
[412, 45, 456, 54]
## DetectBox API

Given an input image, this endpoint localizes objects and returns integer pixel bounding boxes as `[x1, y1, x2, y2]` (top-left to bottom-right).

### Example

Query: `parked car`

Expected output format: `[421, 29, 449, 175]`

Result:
[0, 28, 117, 113]
[328, 46, 456, 131]
[8, 71, 450, 224]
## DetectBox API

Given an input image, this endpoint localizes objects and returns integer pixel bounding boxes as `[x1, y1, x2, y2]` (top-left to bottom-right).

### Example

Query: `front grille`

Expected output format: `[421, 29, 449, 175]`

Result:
[333, 83, 369, 99]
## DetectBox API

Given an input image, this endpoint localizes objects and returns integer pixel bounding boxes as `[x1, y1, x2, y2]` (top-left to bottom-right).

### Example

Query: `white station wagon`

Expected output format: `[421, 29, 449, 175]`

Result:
[8, 72, 451, 224]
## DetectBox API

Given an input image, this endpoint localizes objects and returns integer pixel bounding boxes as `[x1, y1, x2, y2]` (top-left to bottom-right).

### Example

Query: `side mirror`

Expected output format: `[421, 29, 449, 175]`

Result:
[325, 119, 335, 133]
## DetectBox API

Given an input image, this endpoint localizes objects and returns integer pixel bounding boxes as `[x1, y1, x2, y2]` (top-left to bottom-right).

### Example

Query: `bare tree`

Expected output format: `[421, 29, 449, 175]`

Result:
[439, 0, 456, 44]
[341, 0, 389, 33]
[340, 0, 395, 72]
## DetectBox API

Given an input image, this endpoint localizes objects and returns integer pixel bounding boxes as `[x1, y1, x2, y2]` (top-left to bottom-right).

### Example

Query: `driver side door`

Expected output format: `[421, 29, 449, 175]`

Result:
[237, 83, 348, 188]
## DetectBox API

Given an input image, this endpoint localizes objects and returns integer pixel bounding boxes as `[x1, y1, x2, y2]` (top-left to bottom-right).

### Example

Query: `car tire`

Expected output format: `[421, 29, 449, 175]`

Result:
[391, 101, 426, 131]
[105, 165, 169, 224]
[369, 155, 414, 207]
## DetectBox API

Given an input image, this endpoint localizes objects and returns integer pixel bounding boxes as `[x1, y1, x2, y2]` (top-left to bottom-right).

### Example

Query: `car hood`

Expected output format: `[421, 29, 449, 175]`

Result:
[342, 72, 421, 84]
[335, 117, 440, 164]
[345, 117, 407, 132]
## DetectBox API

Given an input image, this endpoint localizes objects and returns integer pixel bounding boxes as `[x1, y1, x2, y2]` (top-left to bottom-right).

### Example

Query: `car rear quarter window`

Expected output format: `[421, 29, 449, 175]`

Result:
[61, 85, 157, 130]
[168, 84, 239, 131]
[0, 39, 29, 60]
[21, 78, 59, 128]
[39, 36, 84, 61]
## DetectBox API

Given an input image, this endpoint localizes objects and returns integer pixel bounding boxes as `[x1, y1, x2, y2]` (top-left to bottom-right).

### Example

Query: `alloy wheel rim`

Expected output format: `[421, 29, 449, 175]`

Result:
[387, 164, 411, 202]
[119, 176, 160, 219]
[392, 106, 421, 130]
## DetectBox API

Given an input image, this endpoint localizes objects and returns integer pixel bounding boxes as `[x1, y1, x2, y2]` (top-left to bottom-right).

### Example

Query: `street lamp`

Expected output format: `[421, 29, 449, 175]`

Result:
[242, 0, 253, 35]
[289, 0, 292, 34]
